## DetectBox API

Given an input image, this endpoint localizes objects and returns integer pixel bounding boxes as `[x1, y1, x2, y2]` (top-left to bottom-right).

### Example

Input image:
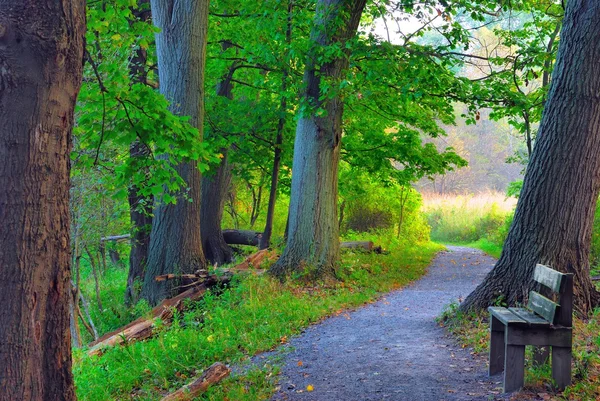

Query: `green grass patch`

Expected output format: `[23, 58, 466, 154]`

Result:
[74, 240, 443, 400]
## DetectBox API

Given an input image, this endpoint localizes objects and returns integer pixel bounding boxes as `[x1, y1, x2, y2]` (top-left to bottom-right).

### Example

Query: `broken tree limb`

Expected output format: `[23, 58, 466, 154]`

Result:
[223, 231, 383, 254]
[100, 234, 131, 242]
[222, 229, 262, 246]
[233, 249, 278, 270]
[87, 275, 230, 356]
[160, 362, 230, 401]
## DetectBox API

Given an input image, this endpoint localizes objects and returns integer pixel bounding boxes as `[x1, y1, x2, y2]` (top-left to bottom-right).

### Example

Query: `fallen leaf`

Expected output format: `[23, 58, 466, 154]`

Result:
[297, 361, 303, 367]
[307, 385, 314, 392]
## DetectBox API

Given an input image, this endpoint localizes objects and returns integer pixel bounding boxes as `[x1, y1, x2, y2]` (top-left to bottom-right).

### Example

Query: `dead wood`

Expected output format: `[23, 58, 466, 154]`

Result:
[87, 275, 229, 356]
[160, 362, 230, 401]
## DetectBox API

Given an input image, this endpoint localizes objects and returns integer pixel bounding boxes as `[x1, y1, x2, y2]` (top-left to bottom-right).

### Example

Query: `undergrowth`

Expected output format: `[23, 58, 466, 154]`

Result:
[438, 305, 600, 400]
[74, 239, 443, 400]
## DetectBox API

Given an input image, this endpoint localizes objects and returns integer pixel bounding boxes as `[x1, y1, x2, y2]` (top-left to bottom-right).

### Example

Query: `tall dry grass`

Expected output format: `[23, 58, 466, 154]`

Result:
[421, 191, 516, 244]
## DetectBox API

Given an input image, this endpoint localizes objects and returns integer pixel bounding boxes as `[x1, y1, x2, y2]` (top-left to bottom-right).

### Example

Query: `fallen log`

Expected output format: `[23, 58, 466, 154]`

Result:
[161, 362, 230, 401]
[222, 229, 261, 246]
[592, 275, 600, 281]
[234, 248, 278, 269]
[87, 275, 229, 356]
[100, 234, 131, 243]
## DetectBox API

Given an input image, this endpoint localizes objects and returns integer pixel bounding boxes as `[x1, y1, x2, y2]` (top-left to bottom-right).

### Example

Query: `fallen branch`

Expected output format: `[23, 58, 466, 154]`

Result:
[87, 275, 229, 356]
[160, 362, 230, 401]
[234, 248, 278, 269]
[222, 229, 261, 246]
[100, 234, 131, 242]
[592, 275, 600, 281]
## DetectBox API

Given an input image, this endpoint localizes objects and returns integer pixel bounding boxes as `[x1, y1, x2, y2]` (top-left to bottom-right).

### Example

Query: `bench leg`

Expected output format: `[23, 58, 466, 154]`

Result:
[552, 346, 571, 390]
[489, 316, 505, 375]
[533, 346, 550, 366]
[503, 339, 525, 392]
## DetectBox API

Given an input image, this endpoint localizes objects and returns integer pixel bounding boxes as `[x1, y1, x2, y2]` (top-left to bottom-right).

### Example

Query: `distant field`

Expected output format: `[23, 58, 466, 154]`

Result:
[420, 191, 517, 247]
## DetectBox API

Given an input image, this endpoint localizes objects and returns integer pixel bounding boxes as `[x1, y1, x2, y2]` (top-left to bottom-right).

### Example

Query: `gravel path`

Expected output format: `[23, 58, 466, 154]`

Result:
[268, 246, 512, 401]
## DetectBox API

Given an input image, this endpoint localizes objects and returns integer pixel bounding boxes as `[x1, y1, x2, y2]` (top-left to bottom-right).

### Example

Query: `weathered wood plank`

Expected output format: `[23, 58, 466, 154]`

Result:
[555, 274, 573, 327]
[505, 327, 572, 347]
[489, 316, 505, 375]
[508, 307, 550, 327]
[527, 291, 558, 323]
[489, 307, 527, 326]
[552, 346, 572, 390]
[533, 264, 565, 292]
[503, 339, 525, 392]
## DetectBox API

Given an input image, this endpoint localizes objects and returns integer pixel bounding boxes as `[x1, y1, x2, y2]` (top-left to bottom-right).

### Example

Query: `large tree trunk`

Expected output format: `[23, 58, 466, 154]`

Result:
[0, 1, 85, 399]
[125, 0, 153, 305]
[200, 50, 236, 266]
[141, 0, 209, 305]
[270, 0, 367, 278]
[461, 0, 600, 316]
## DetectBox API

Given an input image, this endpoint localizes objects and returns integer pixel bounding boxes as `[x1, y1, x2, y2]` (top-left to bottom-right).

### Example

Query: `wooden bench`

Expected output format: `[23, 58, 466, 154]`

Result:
[488, 264, 573, 392]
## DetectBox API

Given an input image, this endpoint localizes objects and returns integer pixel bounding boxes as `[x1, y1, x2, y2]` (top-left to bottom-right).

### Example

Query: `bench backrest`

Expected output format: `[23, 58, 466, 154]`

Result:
[527, 264, 573, 327]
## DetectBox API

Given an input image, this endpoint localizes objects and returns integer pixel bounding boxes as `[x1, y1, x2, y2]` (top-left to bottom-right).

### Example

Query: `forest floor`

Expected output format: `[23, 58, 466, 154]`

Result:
[254, 246, 529, 401]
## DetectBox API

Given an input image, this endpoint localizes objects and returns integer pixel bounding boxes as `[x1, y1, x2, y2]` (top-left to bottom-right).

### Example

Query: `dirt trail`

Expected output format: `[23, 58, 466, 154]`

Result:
[269, 246, 512, 401]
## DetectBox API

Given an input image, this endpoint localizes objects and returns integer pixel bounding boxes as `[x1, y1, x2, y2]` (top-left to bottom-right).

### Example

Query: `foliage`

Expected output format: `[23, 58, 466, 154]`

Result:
[74, 238, 443, 400]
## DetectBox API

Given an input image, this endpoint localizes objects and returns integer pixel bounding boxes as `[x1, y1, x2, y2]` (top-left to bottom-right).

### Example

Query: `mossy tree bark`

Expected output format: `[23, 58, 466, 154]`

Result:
[270, 0, 367, 278]
[461, 0, 600, 316]
[0, 0, 85, 399]
[141, 0, 209, 305]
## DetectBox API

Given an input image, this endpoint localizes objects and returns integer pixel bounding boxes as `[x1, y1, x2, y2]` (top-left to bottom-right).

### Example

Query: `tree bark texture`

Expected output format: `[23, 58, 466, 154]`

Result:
[126, 0, 153, 305]
[200, 54, 236, 266]
[141, 0, 209, 305]
[461, 0, 600, 316]
[270, 0, 367, 278]
[0, 1, 85, 400]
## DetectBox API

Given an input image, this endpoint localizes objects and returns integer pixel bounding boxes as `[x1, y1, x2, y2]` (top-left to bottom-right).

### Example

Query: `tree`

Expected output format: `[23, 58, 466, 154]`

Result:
[126, 0, 154, 305]
[270, 0, 368, 278]
[461, 0, 600, 316]
[0, 0, 85, 399]
[141, 0, 210, 305]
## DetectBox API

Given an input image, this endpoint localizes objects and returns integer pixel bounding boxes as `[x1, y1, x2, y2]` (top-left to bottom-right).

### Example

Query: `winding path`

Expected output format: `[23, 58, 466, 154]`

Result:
[270, 246, 512, 401]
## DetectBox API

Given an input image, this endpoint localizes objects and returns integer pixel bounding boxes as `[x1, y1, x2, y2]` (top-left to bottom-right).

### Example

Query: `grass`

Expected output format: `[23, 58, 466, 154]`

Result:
[422, 191, 515, 246]
[74, 238, 443, 400]
[438, 305, 600, 400]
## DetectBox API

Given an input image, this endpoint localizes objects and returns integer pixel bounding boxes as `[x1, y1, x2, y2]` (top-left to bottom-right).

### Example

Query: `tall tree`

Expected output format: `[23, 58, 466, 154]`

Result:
[141, 0, 210, 305]
[270, 0, 368, 278]
[126, 0, 154, 305]
[0, 0, 85, 399]
[461, 0, 600, 316]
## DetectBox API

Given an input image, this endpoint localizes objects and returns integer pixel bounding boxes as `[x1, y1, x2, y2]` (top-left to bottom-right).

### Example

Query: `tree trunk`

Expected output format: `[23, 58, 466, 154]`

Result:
[0, 1, 85, 399]
[270, 0, 367, 278]
[201, 151, 233, 265]
[200, 51, 236, 266]
[461, 0, 600, 316]
[141, 0, 210, 305]
[125, 0, 154, 305]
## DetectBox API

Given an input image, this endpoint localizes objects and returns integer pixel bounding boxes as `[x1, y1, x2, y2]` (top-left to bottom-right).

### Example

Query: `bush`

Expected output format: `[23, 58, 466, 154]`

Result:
[345, 203, 394, 232]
